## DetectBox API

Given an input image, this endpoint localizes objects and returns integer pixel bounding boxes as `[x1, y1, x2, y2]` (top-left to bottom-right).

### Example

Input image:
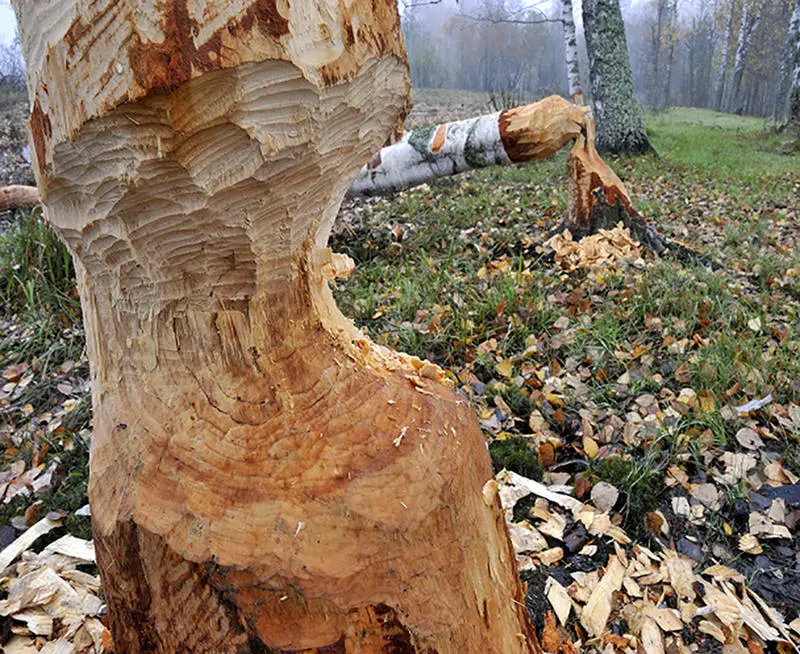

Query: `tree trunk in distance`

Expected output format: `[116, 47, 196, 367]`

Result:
[349, 95, 588, 197]
[660, 0, 678, 112]
[561, 0, 584, 104]
[10, 1, 536, 652]
[582, 0, 655, 155]
[716, 0, 734, 111]
[728, 0, 764, 113]
[787, 0, 800, 149]
[777, 0, 800, 126]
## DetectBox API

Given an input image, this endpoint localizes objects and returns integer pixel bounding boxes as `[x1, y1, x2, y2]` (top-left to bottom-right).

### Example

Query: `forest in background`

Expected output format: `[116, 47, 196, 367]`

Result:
[403, 0, 794, 119]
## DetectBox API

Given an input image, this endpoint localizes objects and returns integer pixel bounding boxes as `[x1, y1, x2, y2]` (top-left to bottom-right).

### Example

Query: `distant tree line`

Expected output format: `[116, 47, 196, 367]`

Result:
[403, 0, 798, 121]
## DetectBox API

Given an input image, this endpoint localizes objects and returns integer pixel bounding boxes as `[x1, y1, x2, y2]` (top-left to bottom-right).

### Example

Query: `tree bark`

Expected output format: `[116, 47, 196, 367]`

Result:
[349, 96, 588, 197]
[728, 0, 764, 113]
[561, 0, 584, 104]
[777, 0, 800, 126]
[11, 1, 535, 652]
[563, 119, 666, 252]
[0, 184, 40, 211]
[582, 0, 655, 154]
[716, 0, 735, 111]
[660, 0, 678, 112]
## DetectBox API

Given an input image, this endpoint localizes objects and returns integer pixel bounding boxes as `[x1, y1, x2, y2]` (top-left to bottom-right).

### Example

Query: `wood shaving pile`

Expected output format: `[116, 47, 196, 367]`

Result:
[497, 469, 800, 653]
[1, 471, 797, 652]
[546, 224, 644, 271]
[0, 527, 110, 653]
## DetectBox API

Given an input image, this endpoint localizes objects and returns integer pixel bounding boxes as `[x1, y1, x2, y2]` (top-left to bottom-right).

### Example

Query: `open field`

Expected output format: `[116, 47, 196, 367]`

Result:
[1, 95, 800, 650]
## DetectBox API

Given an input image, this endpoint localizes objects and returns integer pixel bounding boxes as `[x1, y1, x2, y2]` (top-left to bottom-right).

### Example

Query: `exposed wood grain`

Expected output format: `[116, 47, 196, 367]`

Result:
[11, 0, 535, 651]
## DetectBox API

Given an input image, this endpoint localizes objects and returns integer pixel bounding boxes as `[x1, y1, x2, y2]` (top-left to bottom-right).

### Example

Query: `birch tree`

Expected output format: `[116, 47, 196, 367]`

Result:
[728, 0, 765, 112]
[716, 0, 735, 111]
[789, 0, 800, 136]
[775, 0, 800, 124]
[10, 0, 537, 651]
[562, 0, 584, 104]
[583, 0, 655, 154]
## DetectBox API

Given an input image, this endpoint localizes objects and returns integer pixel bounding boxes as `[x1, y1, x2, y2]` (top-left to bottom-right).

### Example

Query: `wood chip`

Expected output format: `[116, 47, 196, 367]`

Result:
[698, 619, 726, 643]
[663, 553, 696, 602]
[546, 576, 572, 626]
[581, 555, 626, 637]
[496, 470, 582, 512]
[0, 517, 62, 575]
[640, 616, 666, 654]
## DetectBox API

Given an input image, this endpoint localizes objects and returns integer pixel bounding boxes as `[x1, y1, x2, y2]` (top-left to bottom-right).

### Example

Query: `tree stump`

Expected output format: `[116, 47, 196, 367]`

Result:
[564, 119, 666, 252]
[11, 1, 535, 651]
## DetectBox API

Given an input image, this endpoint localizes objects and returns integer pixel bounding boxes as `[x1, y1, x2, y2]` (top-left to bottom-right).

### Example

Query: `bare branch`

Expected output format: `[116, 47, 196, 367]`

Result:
[457, 12, 562, 25]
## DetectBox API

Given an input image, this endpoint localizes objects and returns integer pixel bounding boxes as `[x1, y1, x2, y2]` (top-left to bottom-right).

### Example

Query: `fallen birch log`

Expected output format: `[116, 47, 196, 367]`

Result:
[1, 99, 684, 257]
[0, 184, 41, 211]
[349, 95, 588, 197]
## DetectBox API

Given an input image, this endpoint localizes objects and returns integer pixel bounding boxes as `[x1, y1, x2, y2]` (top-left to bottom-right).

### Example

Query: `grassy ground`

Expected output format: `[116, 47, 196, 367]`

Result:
[331, 103, 800, 606]
[1, 100, 799, 642]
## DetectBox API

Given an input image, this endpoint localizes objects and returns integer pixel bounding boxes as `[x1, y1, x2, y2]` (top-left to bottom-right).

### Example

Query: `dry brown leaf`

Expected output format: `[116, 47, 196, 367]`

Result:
[735, 428, 765, 451]
[590, 482, 619, 513]
[739, 534, 763, 554]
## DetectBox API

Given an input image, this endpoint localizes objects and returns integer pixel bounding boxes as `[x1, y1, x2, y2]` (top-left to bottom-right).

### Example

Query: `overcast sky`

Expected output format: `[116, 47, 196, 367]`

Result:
[0, 2, 15, 44]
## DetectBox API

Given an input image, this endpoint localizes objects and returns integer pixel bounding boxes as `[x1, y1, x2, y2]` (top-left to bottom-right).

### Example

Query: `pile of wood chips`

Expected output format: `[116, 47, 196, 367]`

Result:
[497, 469, 800, 653]
[0, 521, 110, 653]
[546, 224, 644, 272]
[1, 471, 798, 652]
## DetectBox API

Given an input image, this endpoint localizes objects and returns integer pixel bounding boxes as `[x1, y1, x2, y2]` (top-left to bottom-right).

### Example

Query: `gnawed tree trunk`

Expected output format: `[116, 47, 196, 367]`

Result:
[563, 119, 666, 252]
[349, 95, 588, 197]
[716, 0, 735, 111]
[561, 0, 584, 105]
[780, 0, 800, 136]
[11, 1, 535, 652]
[582, 0, 655, 155]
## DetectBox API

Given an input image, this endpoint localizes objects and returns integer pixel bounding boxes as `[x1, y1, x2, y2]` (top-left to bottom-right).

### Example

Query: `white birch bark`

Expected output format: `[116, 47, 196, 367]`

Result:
[716, 0, 734, 111]
[561, 0, 583, 104]
[349, 113, 510, 197]
[728, 0, 764, 112]
[349, 96, 588, 197]
[776, 0, 800, 124]
[790, 0, 800, 128]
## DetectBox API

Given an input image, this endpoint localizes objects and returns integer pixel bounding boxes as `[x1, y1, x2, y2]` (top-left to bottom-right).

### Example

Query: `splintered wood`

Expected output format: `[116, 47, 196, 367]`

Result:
[546, 223, 644, 272]
[496, 470, 800, 652]
[0, 534, 109, 653]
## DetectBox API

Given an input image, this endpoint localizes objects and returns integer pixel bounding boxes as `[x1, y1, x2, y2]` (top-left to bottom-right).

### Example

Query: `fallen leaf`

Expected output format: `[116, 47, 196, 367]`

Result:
[735, 428, 764, 451]
[590, 482, 619, 513]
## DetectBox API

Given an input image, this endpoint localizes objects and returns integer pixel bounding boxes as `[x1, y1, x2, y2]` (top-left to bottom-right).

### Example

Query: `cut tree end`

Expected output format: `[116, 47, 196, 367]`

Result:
[565, 118, 667, 253]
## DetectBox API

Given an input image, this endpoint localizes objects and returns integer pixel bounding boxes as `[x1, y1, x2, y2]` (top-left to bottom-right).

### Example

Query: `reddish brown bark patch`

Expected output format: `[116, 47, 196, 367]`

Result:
[236, 0, 290, 40]
[430, 125, 446, 153]
[497, 110, 524, 163]
[29, 99, 52, 174]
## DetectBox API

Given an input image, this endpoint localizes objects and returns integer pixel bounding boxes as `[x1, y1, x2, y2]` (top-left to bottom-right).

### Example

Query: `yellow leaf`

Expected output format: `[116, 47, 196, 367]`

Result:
[583, 436, 599, 459]
[495, 359, 514, 378]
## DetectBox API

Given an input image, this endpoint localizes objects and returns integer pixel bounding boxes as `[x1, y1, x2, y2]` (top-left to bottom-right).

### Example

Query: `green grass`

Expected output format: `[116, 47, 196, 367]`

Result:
[644, 107, 800, 184]
[0, 208, 83, 364]
[1, 103, 800, 552]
